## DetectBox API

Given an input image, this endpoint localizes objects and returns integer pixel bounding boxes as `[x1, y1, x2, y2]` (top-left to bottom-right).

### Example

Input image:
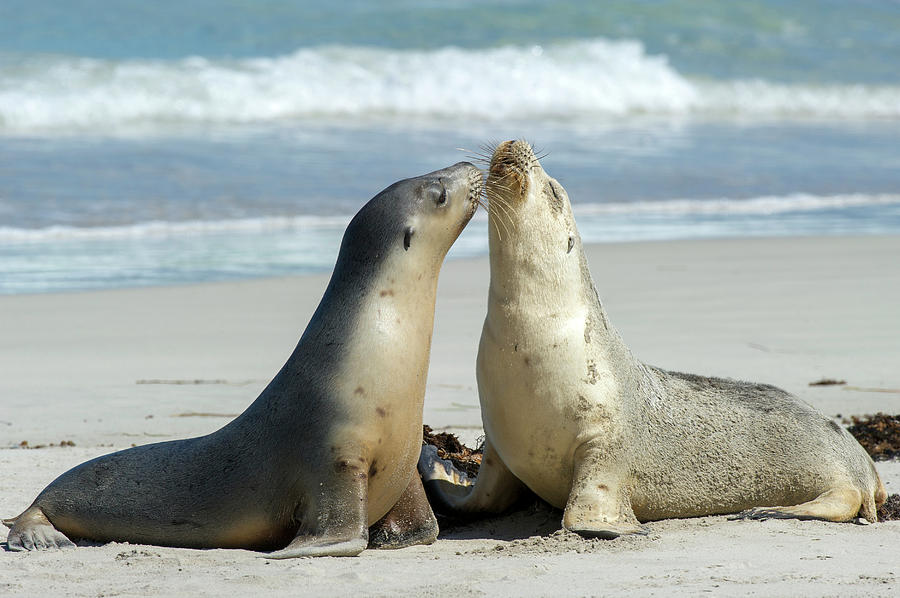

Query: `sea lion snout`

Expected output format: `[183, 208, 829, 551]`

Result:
[423, 161, 483, 234]
[488, 140, 541, 203]
[490, 140, 537, 173]
[441, 161, 482, 204]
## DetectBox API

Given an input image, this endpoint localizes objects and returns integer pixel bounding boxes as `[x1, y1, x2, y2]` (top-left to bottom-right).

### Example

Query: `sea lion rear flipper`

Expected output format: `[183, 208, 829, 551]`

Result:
[734, 485, 869, 523]
[265, 467, 369, 559]
[563, 443, 645, 538]
[418, 437, 528, 515]
[5, 506, 76, 551]
[368, 474, 438, 549]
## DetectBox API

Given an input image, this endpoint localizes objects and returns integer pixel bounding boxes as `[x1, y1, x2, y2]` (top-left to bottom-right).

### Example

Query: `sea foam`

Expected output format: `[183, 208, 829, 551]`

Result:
[3, 39, 900, 132]
[3, 193, 898, 243]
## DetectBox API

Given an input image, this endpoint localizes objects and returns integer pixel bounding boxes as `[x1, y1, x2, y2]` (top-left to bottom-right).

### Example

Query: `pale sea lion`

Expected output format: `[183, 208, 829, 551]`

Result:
[5, 161, 483, 557]
[419, 141, 886, 537]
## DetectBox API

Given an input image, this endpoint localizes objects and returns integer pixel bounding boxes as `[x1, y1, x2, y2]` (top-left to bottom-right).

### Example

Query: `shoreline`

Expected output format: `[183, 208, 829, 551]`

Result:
[2, 234, 899, 596]
[5, 220, 900, 296]
[3, 235, 897, 447]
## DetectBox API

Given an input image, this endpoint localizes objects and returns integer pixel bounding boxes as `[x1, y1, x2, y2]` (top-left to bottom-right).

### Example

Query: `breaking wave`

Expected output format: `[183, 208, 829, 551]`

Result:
[3, 39, 900, 132]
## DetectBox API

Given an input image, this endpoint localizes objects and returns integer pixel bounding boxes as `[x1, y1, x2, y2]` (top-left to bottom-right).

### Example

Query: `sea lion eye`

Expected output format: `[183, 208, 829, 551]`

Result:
[426, 181, 447, 207]
[567, 236, 575, 254]
[404, 227, 414, 251]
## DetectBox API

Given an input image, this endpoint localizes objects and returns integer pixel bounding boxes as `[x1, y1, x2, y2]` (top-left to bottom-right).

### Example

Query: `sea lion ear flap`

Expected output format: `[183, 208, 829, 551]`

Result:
[403, 227, 414, 251]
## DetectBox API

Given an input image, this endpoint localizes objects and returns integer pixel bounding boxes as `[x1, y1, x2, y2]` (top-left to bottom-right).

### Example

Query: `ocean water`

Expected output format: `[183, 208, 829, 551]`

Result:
[1, 1, 899, 293]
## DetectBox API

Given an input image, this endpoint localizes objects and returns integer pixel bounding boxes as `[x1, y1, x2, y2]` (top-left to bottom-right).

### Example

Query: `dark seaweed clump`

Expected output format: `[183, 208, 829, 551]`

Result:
[877, 494, 900, 522]
[847, 413, 900, 461]
[422, 425, 483, 478]
[808, 378, 846, 386]
[846, 414, 900, 522]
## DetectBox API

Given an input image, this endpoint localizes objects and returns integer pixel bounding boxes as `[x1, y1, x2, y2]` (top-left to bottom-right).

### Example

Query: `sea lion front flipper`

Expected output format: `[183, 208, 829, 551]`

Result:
[562, 443, 645, 539]
[265, 466, 369, 559]
[418, 436, 528, 515]
[368, 474, 438, 549]
[5, 506, 77, 551]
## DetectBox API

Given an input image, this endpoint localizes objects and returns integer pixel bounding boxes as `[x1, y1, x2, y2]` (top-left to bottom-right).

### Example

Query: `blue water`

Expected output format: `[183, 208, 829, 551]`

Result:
[1, 1, 899, 293]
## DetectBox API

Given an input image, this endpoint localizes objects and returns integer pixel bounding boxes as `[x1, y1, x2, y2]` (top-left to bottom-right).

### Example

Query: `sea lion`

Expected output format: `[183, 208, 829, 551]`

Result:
[5, 161, 483, 557]
[419, 141, 886, 537]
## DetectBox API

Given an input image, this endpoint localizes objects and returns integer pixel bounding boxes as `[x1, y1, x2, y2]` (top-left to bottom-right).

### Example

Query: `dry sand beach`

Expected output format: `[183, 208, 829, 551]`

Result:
[2, 236, 899, 597]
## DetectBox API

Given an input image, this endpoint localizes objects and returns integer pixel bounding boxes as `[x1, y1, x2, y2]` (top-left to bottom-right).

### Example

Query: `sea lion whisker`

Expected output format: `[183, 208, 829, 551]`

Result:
[483, 191, 517, 235]
[474, 196, 491, 215]
[482, 185, 513, 229]
[485, 172, 519, 189]
[489, 201, 514, 238]
[488, 212, 504, 241]
[485, 179, 519, 200]
[482, 180, 512, 210]
[484, 188, 513, 210]
[480, 140, 500, 157]
[458, 147, 494, 165]
[478, 185, 511, 239]
[484, 185, 515, 210]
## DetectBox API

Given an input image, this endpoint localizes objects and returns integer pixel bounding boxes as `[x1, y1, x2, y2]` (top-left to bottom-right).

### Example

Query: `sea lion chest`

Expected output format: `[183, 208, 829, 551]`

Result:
[477, 304, 618, 508]
[329, 287, 434, 522]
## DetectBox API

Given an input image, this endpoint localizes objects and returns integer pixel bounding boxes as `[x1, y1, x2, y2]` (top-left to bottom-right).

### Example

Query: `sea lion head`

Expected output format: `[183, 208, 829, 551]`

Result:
[485, 140, 584, 285]
[338, 162, 483, 275]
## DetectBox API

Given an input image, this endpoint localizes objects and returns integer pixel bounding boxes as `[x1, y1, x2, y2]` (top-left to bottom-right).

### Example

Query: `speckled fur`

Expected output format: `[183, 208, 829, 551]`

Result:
[420, 141, 885, 534]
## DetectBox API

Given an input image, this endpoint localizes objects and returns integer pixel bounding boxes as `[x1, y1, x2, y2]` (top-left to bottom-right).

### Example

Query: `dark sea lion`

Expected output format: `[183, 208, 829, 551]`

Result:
[5, 161, 483, 557]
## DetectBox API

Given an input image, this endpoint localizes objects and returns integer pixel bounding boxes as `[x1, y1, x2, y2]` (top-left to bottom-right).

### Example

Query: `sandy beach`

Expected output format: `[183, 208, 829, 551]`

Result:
[2, 235, 899, 597]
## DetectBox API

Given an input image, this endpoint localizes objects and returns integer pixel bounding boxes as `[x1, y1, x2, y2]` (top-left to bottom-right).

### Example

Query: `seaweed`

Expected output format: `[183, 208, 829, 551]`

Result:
[422, 425, 483, 478]
[847, 413, 900, 461]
